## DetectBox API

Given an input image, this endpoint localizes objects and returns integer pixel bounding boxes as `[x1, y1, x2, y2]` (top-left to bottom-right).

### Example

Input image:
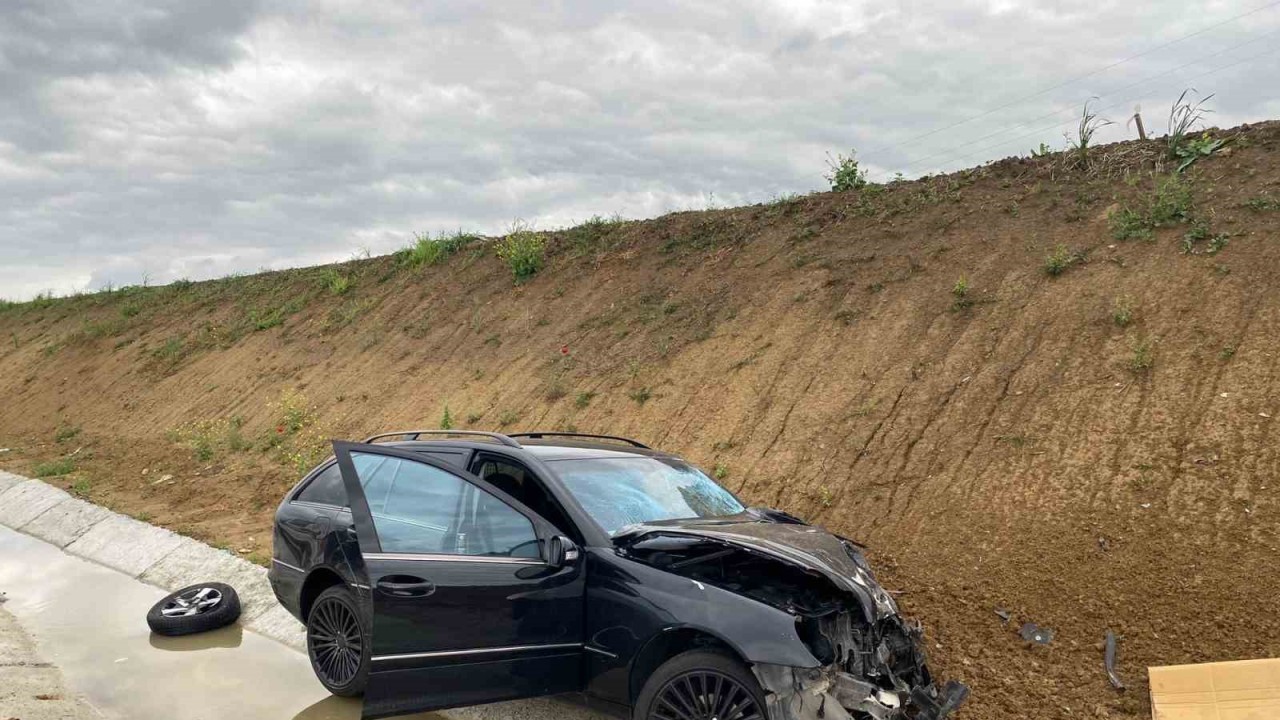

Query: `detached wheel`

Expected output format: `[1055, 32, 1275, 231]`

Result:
[146, 583, 241, 636]
[306, 584, 369, 697]
[635, 650, 767, 720]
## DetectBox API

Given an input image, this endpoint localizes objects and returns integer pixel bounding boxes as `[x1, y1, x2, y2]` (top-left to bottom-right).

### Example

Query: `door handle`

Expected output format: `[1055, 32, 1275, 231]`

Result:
[375, 575, 436, 598]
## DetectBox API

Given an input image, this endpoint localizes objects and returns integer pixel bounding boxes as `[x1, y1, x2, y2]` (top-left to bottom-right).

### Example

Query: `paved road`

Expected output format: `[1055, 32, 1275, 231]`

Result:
[0, 524, 389, 720]
[1, 602, 98, 719]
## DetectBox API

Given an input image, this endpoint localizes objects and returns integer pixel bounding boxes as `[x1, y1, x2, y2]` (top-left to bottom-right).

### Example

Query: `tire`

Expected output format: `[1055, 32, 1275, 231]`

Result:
[146, 582, 241, 636]
[306, 584, 370, 697]
[634, 650, 768, 720]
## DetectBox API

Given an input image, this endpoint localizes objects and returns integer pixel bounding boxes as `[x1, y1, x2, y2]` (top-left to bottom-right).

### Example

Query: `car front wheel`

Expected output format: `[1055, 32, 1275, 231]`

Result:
[306, 584, 370, 696]
[634, 650, 768, 720]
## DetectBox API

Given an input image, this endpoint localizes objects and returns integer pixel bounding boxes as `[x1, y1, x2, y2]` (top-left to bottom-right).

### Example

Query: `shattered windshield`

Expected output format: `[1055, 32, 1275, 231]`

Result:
[548, 456, 745, 535]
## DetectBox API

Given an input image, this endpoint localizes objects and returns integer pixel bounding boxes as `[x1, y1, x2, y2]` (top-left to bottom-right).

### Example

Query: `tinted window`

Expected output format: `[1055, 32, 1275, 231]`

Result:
[351, 452, 539, 558]
[296, 462, 347, 506]
[472, 456, 575, 537]
[548, 456, 744, 535]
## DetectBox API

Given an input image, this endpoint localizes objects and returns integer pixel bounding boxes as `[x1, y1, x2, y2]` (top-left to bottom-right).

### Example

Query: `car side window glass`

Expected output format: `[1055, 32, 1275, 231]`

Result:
[350, 452, 539, 558]
[472, 456, 576, 540]
[296, 461, 347, 507]
[356, 454, 397, 514]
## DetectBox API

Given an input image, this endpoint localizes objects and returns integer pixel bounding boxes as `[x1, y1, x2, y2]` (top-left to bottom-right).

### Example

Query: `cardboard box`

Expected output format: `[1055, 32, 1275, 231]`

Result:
[1149, 657, 1280, 719]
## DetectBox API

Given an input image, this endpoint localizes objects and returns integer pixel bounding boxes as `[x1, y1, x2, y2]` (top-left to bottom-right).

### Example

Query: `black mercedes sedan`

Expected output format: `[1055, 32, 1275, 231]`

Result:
[268, 430, 966, 720]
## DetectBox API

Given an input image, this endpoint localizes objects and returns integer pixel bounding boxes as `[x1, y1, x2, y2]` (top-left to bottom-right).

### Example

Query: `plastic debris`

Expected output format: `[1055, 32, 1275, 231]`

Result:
[1104, 630, 1125, 690]
[1019, 622, 1054, 645]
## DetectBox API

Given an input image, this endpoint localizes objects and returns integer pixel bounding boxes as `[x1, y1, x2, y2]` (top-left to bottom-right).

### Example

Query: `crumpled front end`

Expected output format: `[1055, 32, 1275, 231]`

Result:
[617, 521, 968, 719]
[754, 614, 968, 720]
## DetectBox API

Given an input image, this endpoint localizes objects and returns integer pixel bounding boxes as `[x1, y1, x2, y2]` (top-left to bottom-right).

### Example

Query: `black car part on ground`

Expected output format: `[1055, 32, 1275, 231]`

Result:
[618, 525, 968, 720]
[1104, 630, 1125, 691]
[146, 582, 241, 636]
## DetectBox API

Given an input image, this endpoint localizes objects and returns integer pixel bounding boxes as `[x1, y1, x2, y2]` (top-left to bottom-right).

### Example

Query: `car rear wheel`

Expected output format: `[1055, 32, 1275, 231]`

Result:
[634, 650, 768, 720]
[306, 584, 369, 696]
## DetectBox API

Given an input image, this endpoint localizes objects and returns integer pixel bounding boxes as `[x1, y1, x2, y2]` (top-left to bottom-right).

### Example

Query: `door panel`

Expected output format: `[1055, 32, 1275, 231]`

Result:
[331, 442, 585, 719]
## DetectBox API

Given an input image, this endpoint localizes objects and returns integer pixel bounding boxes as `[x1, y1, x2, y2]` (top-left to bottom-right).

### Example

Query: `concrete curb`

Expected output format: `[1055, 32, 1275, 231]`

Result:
[0, 473, 602, 720]
[0, 477, 71, 528]
[0, 475, 306, 651]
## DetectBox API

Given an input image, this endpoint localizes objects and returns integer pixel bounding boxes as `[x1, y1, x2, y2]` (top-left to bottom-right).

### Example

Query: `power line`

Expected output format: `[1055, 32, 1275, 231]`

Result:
[916, 46, 1274, 175]
[854, 0, 1280, 163]
[872, 26, 1280, 180]
[891, 43, 1280, 178]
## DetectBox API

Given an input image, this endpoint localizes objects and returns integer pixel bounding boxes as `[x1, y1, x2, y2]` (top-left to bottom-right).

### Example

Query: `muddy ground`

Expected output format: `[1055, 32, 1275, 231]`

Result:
[3, 123, 1279, 719]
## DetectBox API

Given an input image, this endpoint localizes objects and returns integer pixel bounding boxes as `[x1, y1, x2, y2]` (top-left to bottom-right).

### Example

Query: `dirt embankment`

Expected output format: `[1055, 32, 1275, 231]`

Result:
[3, 123, 1280, 719]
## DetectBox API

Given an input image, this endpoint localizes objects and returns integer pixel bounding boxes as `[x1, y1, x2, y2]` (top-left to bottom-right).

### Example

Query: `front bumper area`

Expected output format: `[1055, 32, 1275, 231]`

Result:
[753, 617, 968, 720]
[754, 664, 968, 720]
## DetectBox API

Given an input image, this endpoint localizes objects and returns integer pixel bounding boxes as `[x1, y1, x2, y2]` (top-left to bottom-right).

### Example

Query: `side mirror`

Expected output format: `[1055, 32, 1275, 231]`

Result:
[546, 535, 579, 568]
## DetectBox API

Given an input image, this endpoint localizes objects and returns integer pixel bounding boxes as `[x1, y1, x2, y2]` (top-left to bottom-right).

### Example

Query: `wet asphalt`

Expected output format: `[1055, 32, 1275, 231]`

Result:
[0, 524, 440, 720]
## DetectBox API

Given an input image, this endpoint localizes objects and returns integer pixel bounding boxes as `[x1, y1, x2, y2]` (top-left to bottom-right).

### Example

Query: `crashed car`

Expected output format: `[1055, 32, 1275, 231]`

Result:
[268, 430, 967, 719]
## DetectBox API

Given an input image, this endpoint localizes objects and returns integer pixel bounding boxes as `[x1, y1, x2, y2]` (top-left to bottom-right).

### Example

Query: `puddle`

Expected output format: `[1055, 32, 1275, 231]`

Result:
[0, 524, 442, 720]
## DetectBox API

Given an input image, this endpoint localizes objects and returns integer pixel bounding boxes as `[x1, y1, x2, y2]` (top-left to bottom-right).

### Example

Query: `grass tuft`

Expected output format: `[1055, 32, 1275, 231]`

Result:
[1112, 296, 1134, 327]
[951, 276, 972, 310]
[1167, 89, 1214, 161]
[33, 458, 76, 477]
[398, 230, 480, 269]
[1109, 175, 1192, 240]
[1180, 220, 1229, 256]
[55, 423, 82, 443]
[320, 268, 352, 295]
[1067, 99, 1112, 169]
[1243, 194, 1279, 212]
[496, 222, 546, 283]
[565, 215, 624, 256]
[1043, 245, 1085, 276]
[1130, 338, 1155, 374]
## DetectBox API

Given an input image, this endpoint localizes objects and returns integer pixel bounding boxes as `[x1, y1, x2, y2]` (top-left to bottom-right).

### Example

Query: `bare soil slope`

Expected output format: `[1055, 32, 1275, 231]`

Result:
[3, 123, 1280, 719]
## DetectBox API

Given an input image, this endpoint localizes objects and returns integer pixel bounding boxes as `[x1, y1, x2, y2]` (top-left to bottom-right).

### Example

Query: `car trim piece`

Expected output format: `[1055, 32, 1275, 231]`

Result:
[372, 642, 583, 663]
[272, 558, 305, 573]
[362, 552, 545, 565]
[370, 512, 448, 533]
[584, 645, 618, 659]
[290, 499, 346, 511]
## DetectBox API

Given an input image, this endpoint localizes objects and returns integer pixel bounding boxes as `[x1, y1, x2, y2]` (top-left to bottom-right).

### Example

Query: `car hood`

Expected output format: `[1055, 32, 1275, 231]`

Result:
[613, 512, 899, 621]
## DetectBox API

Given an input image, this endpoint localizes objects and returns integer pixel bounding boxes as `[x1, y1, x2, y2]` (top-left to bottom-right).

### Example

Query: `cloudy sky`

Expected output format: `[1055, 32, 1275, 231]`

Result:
[2, 0, 1278, 300]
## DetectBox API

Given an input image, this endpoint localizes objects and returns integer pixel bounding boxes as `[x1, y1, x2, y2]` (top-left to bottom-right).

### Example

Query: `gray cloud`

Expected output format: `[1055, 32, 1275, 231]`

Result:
[2, 0, 1278, 299]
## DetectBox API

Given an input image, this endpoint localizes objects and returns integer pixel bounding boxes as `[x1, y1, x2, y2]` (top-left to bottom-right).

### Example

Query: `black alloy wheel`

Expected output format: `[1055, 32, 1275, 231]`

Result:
[306, 585, 369, 696]
[650, 669, 765, 720]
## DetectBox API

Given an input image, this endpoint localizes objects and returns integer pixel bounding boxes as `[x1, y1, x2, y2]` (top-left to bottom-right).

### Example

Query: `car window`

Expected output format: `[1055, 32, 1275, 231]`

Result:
[296, 461, 346, 507]
[472, 455, 576, 539]
[350, 452, 539, 558]
[548, 456, 744, 535]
